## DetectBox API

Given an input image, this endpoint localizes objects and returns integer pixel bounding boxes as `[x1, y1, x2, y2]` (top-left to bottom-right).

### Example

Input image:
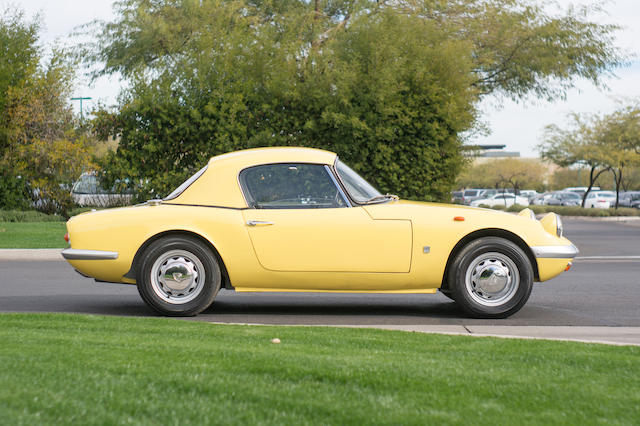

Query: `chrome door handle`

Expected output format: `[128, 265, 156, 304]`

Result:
[246, 220, 274, 226]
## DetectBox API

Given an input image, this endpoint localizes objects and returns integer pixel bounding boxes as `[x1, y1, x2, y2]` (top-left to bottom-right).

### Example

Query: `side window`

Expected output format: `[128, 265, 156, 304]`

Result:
[240, 163, 348, 209]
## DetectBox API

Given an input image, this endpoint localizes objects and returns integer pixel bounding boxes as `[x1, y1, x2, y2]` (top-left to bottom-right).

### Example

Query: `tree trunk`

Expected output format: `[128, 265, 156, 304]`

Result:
[612, 168, 623, 209]
[582, 165, 610, 208]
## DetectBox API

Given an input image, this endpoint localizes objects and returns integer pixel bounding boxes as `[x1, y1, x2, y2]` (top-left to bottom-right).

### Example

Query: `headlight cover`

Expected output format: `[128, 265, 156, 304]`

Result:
[540, 212, 562, 238]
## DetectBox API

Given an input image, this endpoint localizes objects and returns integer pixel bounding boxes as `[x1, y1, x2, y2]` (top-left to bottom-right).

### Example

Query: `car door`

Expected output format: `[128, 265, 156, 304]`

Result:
[240, 163, 412, 273]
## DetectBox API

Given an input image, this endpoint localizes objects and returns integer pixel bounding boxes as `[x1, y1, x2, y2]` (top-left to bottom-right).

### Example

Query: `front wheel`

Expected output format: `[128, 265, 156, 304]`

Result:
[449, 237, 533, 318]
[137, 236, 221, 316]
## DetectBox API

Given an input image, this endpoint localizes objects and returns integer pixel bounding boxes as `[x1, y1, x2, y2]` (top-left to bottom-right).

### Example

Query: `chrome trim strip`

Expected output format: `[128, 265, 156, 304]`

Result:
[62, 248, 119, 260]
[246, 220, 274, 226]
[324, 164, 352, 207]
[531, 244, 579, 259]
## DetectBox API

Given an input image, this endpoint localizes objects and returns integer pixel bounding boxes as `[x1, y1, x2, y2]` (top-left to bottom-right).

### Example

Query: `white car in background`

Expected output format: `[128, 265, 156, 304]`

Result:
[584, 191, 616, 208]
[470, 193, 530, 207]
[71, 173, 134, 207]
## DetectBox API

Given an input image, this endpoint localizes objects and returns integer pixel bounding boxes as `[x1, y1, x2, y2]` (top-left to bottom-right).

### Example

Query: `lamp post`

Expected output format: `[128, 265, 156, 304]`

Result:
[71, 97, 92, 119]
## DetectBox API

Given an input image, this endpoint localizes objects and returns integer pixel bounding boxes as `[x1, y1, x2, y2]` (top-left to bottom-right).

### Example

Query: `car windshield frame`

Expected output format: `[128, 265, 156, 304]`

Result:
[333, 159, 387, 204]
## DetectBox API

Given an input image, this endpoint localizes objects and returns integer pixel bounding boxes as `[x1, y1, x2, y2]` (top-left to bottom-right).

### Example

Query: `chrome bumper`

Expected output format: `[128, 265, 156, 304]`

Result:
[61, 248, 119, 260]
[531, 244, 579, 259]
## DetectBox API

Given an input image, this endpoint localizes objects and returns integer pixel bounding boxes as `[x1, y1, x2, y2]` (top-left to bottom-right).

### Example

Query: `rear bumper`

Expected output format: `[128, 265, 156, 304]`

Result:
[61, 248, 119, 260]
[531, 244, 579, 259]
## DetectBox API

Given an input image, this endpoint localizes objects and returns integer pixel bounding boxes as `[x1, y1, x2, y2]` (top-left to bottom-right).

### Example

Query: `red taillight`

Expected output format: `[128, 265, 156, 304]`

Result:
[565, 262, 572, 272]
[64, 233, 69, 243]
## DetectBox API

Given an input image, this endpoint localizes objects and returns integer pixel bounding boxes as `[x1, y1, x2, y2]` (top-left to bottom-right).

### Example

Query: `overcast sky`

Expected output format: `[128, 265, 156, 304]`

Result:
[8, 0, 640, 158]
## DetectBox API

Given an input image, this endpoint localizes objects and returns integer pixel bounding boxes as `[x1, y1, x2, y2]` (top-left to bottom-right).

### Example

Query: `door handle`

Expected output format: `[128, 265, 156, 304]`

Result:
[246, 220, 274, 226]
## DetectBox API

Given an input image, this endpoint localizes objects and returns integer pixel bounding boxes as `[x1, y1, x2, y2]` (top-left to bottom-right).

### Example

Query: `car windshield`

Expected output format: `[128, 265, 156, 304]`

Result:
[335, 159, 384, 203]
[464, 190, 478, 196]
[164, 164, 208, 201]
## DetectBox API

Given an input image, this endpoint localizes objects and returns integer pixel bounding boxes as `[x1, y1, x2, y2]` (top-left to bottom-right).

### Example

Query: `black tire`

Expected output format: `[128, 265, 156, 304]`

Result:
[136, 236, 221, 316]
[448, 237, 533, 318]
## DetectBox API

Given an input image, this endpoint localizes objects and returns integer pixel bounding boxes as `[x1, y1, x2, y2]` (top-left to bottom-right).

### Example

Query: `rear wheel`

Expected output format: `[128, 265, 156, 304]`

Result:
[136, 236, 221, 316]
[449, 237, 533, 318]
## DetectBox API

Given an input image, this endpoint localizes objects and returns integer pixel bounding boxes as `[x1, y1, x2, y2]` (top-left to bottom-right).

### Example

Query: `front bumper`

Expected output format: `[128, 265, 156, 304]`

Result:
[531, 244, 579, 259]
[61, 248, 119, 260]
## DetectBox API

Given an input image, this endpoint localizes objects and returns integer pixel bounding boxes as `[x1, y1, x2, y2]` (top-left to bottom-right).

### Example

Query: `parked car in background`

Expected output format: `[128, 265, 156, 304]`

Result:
[452, 188, 498, 205]
[584, 191, 616, 208]
[519, 190, 539, 201]
[544, 191, 581, 207]
[563, 186, 600, 196]
[461, 188, 486, 205]
[530, 192, 553, 206]
[619, 191, 640, 208]
[71, 173, 134, 207]
[470, 193, 529, 207]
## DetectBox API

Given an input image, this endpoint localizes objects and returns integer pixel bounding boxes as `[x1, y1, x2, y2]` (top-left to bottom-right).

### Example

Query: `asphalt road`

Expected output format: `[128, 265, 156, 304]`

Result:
[1, 218, 639, 326]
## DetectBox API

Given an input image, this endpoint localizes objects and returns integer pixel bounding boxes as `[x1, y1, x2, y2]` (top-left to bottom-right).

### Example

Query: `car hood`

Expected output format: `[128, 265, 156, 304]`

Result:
[363, 199, 570, 248]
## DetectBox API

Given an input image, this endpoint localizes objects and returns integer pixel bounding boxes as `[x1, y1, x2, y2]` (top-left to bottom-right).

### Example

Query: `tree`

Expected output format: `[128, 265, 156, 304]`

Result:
[592, 106, 640, 207]
[539, 105, 640, 208]
[0, 8, 95, 215]
[0, 7, 40, 209]
[621, 165, 640, 191]
[82, 0, 623, 201]
[539, 115, 611, 207]
[550, 167, 609, 190]
[456, 158, 547, 193]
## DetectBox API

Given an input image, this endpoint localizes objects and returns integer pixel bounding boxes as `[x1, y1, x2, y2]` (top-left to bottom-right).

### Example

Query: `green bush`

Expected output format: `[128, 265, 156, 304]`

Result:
[0, 210, 65, 222]
[0, 174, 30, 210]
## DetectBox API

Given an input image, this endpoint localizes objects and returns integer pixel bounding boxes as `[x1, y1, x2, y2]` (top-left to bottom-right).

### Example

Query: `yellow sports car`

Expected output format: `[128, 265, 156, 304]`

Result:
[62, 147, 577, 318]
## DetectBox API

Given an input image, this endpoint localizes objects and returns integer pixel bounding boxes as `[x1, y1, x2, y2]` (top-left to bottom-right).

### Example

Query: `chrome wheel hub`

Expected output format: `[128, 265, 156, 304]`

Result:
[150, 249, 205, 304]
[465, 252, 519, 307]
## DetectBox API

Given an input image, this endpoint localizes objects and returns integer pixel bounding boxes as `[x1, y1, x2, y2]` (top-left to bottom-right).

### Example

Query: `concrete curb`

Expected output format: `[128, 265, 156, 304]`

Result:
[560, 216, 640, 222]
[207, 322, 640, 346]
[0, 249, 63, 261]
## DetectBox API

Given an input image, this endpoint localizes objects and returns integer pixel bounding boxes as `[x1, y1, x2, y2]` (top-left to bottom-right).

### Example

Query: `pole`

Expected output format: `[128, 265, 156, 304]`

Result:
[71, 97, 92, 119]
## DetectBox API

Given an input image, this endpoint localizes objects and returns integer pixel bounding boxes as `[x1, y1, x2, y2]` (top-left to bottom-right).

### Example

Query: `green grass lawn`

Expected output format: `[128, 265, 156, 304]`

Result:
[0, 314, 638, 425]
[0, 222, 67, 248]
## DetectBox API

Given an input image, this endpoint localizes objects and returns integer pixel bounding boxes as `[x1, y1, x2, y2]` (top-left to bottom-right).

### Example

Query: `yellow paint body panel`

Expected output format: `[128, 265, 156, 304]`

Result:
[242, 208, 412, 272]
[64, 147, 577, 294]
[536, 258, 573, 282]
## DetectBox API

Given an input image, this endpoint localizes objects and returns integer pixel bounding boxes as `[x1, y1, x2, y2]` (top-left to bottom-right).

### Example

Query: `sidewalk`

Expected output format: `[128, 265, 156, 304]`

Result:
[337, 324, 640, 346]
[211, 323, 640, 346]
[0, 249, 62, 261]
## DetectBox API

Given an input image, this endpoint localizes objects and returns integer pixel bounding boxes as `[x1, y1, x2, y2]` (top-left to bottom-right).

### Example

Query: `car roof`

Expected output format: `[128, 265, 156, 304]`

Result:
[206, 146, 337, 168]
[174, 147, 338, 208]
